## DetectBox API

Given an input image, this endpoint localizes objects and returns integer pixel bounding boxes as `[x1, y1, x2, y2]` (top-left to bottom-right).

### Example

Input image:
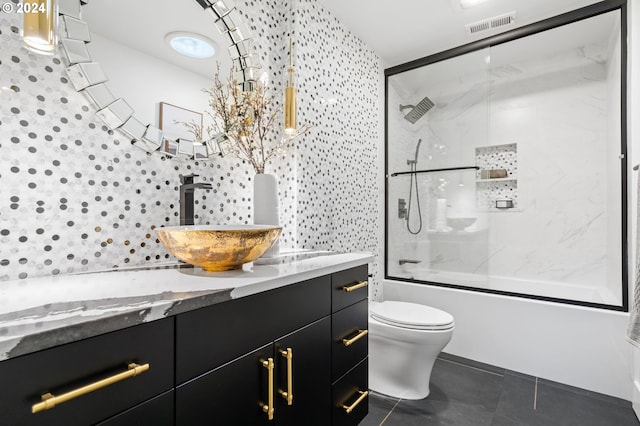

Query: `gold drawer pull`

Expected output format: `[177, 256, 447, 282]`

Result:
[260, 358, 275, 420]
[342, 329, 368, 347]
[279, 348, 294, 405]
[342, 280, 368, 292]
[342, 390, 369, 414]
[32, 363, 150, 414]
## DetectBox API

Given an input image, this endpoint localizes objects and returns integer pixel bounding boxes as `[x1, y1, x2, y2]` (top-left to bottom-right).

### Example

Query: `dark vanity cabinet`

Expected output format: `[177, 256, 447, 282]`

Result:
[0, 264, 369, 425]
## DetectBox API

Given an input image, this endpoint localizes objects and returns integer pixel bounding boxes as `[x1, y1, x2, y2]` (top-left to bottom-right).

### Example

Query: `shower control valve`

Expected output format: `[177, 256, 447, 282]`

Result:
[398, 198, 407, 219]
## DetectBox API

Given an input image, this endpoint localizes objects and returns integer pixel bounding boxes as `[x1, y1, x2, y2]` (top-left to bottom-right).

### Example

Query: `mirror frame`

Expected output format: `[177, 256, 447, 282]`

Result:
[56, 0, 261, 160]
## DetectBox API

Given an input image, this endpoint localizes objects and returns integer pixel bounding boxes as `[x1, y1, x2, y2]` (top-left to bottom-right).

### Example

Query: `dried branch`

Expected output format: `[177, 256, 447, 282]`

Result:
[199, 64, 310, 174]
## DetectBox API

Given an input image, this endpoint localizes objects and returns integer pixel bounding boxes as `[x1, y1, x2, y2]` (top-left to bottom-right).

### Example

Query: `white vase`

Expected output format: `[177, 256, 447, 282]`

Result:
[253, 173, 280, 257]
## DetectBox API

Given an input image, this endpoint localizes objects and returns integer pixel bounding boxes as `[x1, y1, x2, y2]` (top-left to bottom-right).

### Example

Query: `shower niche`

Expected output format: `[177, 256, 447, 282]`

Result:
[385, 1, 627, 310]
[475, 143, 518, 211]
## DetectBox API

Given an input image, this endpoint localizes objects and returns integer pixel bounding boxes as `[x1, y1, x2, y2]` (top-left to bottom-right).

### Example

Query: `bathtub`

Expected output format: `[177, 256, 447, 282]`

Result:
[380, 278, 632, 400]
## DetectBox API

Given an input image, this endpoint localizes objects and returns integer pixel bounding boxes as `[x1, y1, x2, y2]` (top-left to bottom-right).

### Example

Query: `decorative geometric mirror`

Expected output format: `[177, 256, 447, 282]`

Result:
[57, 0, 260, 161]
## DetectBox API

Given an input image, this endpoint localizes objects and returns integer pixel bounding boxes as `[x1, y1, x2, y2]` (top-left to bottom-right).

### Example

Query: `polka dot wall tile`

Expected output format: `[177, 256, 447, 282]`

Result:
[292, 0, 383, 298]
[0, 1, 383, 298]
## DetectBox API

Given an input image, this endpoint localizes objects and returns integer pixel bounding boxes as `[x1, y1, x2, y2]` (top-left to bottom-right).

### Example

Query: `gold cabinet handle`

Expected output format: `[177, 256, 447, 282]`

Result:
[342, 280, 368, 292]
[260, 358, 275, 420]
[278, 348, 294, 405]
[32, 363, 150, 414]
[342, 390, 369, 414]
[342, 329, 368, 347]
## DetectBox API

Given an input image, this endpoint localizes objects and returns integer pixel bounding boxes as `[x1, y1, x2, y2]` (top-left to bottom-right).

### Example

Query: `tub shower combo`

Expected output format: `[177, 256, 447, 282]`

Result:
[372, 2, 628, 401]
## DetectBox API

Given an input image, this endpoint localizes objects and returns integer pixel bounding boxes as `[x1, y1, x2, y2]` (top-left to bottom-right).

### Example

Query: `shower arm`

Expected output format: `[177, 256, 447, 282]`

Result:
[390, 166, 479, 177]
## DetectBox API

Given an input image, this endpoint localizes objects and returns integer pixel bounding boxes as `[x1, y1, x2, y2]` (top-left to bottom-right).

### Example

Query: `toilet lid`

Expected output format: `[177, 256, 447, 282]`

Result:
[371, 301, 454, 330]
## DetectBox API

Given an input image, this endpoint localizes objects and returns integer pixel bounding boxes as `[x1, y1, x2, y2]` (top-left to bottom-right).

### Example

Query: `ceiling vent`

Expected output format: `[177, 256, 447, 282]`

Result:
[465, 11, 516, 36]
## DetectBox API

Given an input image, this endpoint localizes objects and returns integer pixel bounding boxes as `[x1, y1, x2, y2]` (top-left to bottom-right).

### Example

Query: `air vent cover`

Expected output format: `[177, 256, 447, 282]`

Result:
[466, 11, 516, 35]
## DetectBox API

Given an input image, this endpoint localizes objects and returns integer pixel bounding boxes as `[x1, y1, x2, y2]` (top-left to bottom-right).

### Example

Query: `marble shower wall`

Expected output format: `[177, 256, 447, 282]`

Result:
[486, 43, 613, 289]
[0, 0, 383, 292]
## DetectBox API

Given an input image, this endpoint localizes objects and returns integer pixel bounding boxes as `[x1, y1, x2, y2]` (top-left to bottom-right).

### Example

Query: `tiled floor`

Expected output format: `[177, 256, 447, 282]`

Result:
[360, 353, 640, 426]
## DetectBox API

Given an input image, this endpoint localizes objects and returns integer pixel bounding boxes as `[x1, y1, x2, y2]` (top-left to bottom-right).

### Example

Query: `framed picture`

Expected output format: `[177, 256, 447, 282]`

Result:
[159, 102, 203, 142]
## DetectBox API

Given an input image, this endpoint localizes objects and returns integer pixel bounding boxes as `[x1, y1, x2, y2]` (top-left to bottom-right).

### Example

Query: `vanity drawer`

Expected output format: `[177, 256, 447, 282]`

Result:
[176, 274, 331, 383]
[332, 298, 368, 382]
[0, 318, 174, 426]
[332, 265, 368, 312]
[97, 390, 173, 426]
[332, 358, 369, 426]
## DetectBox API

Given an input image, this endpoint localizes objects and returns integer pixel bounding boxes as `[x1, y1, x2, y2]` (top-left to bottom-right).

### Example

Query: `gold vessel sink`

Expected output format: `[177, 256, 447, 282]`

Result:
[156, 225, 282, 271]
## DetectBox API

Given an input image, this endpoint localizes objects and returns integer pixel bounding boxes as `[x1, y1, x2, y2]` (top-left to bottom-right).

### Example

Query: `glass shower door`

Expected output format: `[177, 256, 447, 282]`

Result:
[386, 47, 491, 289]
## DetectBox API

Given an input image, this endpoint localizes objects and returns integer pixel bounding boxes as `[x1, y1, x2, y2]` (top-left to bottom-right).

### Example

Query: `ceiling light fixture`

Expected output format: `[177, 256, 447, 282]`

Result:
[284, 37, 297, 135]
[460, 0, 490, 9]
[23, 0, 56, 55]
[165, 32, 216, 59]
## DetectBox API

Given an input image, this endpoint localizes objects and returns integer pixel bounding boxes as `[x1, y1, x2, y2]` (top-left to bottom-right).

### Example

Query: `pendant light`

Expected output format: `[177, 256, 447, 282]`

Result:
[284, 37, 297, 135]
[23, 0, 56, 55]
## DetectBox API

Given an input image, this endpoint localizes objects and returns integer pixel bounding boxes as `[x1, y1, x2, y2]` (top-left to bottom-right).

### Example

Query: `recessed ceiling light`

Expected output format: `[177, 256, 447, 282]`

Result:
[460, 0, 490, 9]
[165, 32, 216, 59]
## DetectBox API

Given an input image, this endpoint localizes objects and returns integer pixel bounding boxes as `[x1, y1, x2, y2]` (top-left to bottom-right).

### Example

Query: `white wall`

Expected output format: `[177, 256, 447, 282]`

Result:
[383, 280, 632, 400]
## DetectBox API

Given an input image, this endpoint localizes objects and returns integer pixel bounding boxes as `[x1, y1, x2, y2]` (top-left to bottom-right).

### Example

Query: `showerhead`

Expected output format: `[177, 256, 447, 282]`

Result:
[400, 96, 435, 124]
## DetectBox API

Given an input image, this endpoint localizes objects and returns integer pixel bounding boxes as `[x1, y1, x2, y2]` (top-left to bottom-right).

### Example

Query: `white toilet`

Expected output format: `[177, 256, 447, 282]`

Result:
[369, 300, 455, 400]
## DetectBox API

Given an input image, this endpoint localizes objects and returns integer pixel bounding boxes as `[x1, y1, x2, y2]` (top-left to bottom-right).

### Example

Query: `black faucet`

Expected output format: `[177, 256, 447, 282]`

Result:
[179, 174, 213, 225]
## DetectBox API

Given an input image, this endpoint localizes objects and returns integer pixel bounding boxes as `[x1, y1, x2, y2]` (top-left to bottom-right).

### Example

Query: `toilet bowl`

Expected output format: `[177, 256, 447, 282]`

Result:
[369, 300, 454, 400]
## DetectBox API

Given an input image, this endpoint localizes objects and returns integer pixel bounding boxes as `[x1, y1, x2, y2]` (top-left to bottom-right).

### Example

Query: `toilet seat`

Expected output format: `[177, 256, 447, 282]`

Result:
[371, 301, 454, 330]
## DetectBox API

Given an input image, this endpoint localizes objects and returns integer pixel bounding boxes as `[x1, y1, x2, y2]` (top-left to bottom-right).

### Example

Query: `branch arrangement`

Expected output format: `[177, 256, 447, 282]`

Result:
[203, 66, 311, 174]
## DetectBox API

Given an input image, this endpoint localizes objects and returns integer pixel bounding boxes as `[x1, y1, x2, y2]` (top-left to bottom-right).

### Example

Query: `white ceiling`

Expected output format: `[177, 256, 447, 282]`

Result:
[315, 0, 603, 67]
[81, 0, 606, 78]
[82, 0, 233, 79]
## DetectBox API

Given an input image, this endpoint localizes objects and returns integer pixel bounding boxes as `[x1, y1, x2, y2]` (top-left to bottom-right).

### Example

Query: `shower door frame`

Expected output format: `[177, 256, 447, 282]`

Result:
[384, 0, 629, 311]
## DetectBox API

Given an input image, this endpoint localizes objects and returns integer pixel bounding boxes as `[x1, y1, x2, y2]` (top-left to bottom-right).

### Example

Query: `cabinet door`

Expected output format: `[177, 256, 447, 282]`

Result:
[176, 343, 273, 426]
[275, 317, 331, 426]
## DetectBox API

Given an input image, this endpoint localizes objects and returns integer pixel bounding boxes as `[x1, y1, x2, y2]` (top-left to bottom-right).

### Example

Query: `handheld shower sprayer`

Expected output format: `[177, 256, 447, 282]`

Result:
[410, 138, 422, 164]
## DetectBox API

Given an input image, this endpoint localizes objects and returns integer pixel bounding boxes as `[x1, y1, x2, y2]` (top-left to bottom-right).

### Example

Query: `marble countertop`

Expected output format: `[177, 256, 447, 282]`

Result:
[0, 251, 374, 361]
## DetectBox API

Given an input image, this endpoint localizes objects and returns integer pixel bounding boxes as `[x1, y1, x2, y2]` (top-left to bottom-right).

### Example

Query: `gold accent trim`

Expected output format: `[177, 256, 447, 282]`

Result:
[32, 363, 150, 414]
[261, 358, 275, 420]
[278, 348, 294, 405]
[342, 329, 368, 347]
[342, 390, 369, 414]
[342, 280, 368, 292]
